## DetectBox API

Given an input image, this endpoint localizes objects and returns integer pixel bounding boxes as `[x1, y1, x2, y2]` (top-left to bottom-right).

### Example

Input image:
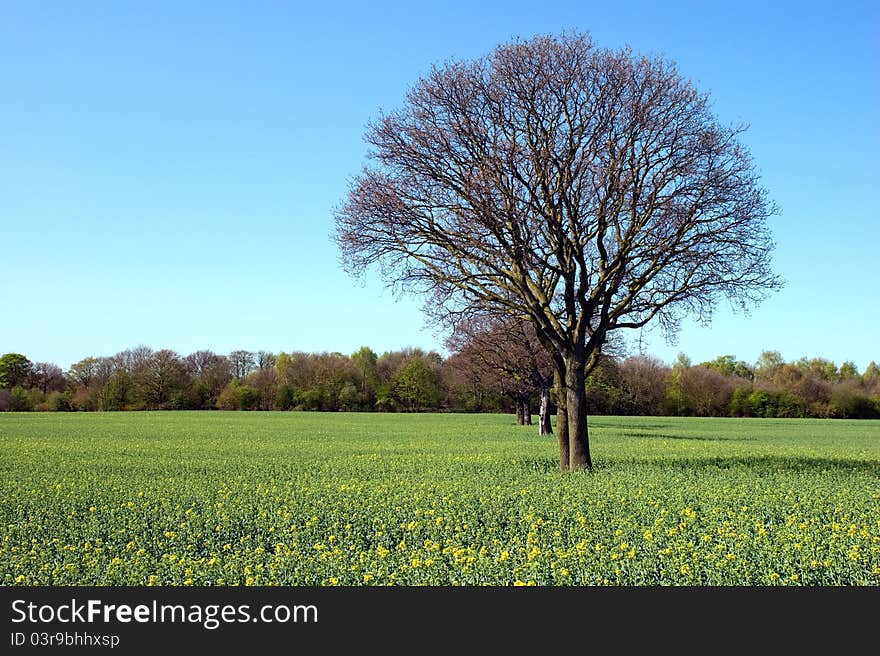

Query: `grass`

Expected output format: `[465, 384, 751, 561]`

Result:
[1, 412, 878, 585]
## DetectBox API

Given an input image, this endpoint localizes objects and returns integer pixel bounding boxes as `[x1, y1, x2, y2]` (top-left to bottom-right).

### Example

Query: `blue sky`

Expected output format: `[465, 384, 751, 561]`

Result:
[1, 1, 878, 371]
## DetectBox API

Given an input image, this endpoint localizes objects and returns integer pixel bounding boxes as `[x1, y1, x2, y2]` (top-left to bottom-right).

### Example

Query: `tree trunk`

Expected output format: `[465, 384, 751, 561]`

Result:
[553, 368, 569, 471]
[515, 400, 524, 426]
[565, 360, 592, 471]
[522, 399, 532, 426]
[539, 387, 552, 435]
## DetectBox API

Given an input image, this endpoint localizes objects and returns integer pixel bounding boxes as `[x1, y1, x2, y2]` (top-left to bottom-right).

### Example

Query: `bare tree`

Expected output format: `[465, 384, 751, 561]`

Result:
[618, 355, 669, 415]
[256, 351, 276, 371]
[29, 362, 66, 393]
[228, 350, 256, 381]
[446, 315, 555, 434]
[336, 32, 780, 470]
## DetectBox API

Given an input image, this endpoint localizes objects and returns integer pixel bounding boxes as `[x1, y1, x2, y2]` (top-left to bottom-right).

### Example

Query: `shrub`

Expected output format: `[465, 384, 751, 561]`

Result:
[829, 385, 879, 419]
[46, 391, 73, 412]
[276, 384, 295, 410]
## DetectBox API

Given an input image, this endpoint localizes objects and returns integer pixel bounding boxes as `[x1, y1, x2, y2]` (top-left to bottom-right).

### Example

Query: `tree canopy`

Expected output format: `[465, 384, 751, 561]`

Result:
[336, 32, 780, 470]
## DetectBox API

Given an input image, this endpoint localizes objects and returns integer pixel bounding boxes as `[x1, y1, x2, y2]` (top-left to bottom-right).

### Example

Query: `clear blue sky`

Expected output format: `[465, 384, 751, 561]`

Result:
[1, 1, 878, 371]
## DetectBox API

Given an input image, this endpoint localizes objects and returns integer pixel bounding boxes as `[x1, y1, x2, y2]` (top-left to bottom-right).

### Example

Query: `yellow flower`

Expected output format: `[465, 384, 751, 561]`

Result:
[680, 564, 691, 575]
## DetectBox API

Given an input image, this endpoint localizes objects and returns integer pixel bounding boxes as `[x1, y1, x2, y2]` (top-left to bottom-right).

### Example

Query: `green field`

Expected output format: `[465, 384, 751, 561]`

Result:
[1, 412, 878, 585]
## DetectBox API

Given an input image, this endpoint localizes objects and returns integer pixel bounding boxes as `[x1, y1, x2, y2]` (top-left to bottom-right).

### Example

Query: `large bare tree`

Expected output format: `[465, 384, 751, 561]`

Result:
[335, 33, 780, 471]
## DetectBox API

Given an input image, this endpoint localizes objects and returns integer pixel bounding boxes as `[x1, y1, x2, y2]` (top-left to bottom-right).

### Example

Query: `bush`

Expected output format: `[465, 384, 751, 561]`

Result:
[238, 385, 260, 411]
[775, 391, 806, 418]
[46, 391, 73, 412]
[276, 384, 295, 410]
[829, 385, 879, 419]
[8, 386, 33, 411]
[293, 389, 323, 411]
[338, 383, 359, 411]
[729, 385, 753, 417]
[217, 380, 261, 410]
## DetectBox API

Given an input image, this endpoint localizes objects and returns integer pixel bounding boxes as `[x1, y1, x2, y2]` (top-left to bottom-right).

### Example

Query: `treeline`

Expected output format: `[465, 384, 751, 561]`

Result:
[0, 348, 878, 418]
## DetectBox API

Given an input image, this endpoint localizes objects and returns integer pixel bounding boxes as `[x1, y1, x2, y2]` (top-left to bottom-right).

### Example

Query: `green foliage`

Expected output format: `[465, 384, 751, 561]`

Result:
[238, 385, 260, 411]
[2, 345, 876, 420]
[393, 358, 439, 411]
[8, 386, 34, 411]
[701, 355, 753, 380]
[337, 383, 359, 411]
[100, 372, 133, 411]
[729, 385, 806, 418]
[729, 386, 753, 417]
[374, 383, 397, 412]
[217, 380, 262, 411]
[0, 354, 32, 389]
[46, 391, 72, 412]
[294, 389, 323, 411]
[754, 350, 784, 381]
[829, 385, 879, 419]
[1, 413, 878, 585]
[275, 384, 295, 411]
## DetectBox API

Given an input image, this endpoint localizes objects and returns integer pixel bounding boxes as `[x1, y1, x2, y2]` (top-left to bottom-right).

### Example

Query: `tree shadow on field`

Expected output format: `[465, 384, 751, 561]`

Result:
[655, 454, 880, 476]
[622, 431, 757, 442]
[591, 421, 668, 431]
[519, 455, 879, 476]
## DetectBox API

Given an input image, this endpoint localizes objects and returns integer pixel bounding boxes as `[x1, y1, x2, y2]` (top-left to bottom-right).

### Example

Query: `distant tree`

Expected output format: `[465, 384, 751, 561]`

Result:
[247, 366, 277, 410]
[754, 350, 785, 382]
[701, 355, 754, 381]
[137, 350, 189, 409]
[794, 357, 840, 383]
[439, 352, 491, 412]
[829, 383, 878, 419]
[393, 358, 439, 412]
[618, 355, 669, 415]
[217, 379, 260, 411]
[681, 366, 736, 417]
[838, 360, 859, 380]
[228, 350, 256, 380]
[99, 370, 134, 411]
[184, 350, 231, 408]
[118, 345, 154, 375]
[0, 353, 32, 389]
[338, 382, 360, 411]
[351, 346, 379, 409]
[275, 384, 295, 410]
[666, 353, 692, 415]
[256, 351, 276, 371]
[274, 352, 293, 383]
[28, 362, 66, 393]
[66, 357, 102, 389]
[446, 316, 554, 433]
